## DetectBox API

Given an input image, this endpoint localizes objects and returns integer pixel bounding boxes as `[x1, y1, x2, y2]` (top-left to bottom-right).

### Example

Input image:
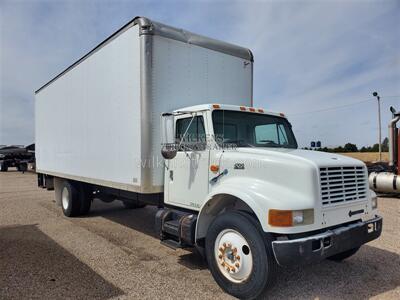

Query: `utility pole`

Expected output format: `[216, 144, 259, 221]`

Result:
[372, 92, 382, 161]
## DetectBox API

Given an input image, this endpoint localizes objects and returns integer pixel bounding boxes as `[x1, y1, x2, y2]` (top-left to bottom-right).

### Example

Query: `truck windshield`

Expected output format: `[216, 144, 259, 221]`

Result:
[212, 110, 297, 148]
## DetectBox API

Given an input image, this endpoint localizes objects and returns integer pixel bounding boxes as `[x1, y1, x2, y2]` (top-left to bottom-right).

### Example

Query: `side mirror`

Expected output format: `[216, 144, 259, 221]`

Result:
[161, 144, 177, 160]
[160, 113, 177, 160]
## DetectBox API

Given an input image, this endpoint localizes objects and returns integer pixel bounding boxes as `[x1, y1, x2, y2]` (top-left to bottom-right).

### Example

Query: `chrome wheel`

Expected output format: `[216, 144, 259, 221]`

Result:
[214, 229, 253, 283]
[62, 186, 70, 210]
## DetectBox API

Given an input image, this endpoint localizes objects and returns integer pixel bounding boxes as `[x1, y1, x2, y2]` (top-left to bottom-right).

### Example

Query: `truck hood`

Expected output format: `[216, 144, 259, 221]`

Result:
[212, 148, 370, 234]
[234, 148, 365, 168]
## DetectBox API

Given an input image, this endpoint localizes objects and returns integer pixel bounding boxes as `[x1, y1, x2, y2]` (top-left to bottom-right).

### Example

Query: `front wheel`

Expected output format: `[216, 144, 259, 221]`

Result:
[205, 212, 277, 299]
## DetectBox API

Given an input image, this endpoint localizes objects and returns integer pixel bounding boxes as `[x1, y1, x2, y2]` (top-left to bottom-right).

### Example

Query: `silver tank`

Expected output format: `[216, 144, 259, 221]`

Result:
[369, 172, 400, 194]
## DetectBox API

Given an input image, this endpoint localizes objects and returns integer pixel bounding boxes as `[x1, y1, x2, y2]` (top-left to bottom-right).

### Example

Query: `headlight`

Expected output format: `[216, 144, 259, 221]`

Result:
[268, 209, 314, 227]
[371, 196, 378, 209]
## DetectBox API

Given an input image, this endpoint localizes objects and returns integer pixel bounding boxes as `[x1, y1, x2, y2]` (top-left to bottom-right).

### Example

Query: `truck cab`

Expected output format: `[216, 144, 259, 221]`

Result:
[158, 103, 382, 298]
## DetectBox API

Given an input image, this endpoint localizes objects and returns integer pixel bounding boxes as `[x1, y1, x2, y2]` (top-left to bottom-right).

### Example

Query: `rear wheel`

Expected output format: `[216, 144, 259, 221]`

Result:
[327, 247, 360, 262]
[205, 211, 277, 299]
[61, 181, 81, 217]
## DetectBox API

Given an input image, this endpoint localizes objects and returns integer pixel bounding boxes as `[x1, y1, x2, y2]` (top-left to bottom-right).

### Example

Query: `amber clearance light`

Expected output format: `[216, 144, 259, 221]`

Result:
[268, 209, 293, 227]
[210, 164, 220, 172]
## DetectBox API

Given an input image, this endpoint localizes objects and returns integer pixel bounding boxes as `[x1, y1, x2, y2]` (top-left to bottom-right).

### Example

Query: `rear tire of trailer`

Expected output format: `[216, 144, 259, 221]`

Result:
[327, 247, 360, 262]
[61, 180, 81, 217]
[122, 200, 146, 209]
[0, 162, 8, 172]
[205, 211, 277, 299]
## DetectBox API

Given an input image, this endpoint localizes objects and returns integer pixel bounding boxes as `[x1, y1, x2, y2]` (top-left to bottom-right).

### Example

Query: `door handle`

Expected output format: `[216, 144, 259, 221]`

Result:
[169, 170, 173, 181]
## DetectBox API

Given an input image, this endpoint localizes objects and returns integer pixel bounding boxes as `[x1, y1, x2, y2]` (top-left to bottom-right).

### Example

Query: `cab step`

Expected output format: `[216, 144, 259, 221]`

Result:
[161, 239, 183, 250]
[155, 208, 198, 249]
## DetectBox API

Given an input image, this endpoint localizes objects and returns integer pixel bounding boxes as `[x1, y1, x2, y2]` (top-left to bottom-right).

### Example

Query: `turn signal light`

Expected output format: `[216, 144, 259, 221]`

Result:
[268, 209, 293, 227]
[213, 104, 221, 109]
[268, 209, 314, 227]
[210, 164, 219, 172]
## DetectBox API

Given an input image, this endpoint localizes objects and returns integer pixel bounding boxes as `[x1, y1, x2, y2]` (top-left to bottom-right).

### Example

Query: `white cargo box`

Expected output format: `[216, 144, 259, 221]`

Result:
[35, 17, 253, 193]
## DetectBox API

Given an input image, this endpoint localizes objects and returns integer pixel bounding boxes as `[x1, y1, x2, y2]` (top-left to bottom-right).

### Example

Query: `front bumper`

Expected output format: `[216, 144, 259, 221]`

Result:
[272, 215, 382, 266]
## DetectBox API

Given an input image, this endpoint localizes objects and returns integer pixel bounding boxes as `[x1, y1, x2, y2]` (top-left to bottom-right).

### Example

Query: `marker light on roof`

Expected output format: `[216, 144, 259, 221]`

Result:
[212, 104, 220, 109]
[280, 113, 285, 117]
[258, 109, 264, 113]
[249, 108, 256, 112]
[240, 106, 246, 111]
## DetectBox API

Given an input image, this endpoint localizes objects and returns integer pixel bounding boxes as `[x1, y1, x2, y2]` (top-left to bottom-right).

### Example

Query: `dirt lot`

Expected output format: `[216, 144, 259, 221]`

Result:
[0, 171, 399, 299]
[339, 152, 389, 163]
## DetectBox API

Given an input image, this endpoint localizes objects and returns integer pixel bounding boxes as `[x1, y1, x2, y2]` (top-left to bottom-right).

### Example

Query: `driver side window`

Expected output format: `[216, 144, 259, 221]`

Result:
[176, 116, 206, 151]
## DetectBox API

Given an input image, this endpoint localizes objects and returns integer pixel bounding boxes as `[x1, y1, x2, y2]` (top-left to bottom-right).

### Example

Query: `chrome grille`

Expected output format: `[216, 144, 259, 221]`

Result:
[320, 166, 367, 206]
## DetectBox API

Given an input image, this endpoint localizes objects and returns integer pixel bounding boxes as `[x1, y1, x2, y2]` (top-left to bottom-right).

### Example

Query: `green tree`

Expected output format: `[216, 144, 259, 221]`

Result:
[371, 143, 379, 152]
[382, 137, 389, 152]
[343, 143, 358, 152]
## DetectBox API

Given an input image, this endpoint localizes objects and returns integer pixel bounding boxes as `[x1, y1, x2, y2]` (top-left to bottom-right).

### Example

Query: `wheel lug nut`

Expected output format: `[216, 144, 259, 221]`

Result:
[231, 267, 236, 272]
[223, 242, 226, 247]
[235, 262, 240, 268]
[236, 255, 240, 260]
[218, 254, 223, 259]
[227, 242, 231, 248]
[219, 247, 224, 252]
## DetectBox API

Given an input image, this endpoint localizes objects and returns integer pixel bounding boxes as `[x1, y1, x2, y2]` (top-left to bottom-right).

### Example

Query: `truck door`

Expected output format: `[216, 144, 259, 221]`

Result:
[165, 113, 210, 210]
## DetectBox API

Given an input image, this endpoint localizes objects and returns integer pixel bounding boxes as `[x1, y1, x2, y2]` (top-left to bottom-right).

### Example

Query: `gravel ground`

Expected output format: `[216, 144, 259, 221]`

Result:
[0, 170, 399, 299]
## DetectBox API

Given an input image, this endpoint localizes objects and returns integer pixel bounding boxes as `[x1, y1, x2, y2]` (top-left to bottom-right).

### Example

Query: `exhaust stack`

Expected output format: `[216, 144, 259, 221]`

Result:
[388, 107, 400, 173]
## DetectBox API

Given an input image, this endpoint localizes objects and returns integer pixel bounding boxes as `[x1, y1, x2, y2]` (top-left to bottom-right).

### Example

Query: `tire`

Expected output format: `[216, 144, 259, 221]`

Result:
[61, 180, 81, 217]
[79, 184, 92, 216]
[327, 247, 360, 262]
[17, 163, 27, 172]
[0, 162, 8, 172]
[205, 211, 277, 299]
[122, 200, 146, 209]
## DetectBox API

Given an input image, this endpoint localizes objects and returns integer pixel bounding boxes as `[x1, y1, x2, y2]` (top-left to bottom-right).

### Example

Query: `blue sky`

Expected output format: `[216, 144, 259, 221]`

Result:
[1, 0, 399, 147]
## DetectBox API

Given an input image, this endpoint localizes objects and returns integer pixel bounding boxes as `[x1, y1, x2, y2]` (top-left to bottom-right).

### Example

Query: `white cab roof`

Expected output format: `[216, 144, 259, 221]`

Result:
[175, 104, 287, 118]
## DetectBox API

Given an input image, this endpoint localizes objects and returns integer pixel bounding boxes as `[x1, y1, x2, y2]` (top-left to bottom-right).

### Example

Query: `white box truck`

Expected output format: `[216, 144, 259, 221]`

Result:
[35, 17, 382, 299]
